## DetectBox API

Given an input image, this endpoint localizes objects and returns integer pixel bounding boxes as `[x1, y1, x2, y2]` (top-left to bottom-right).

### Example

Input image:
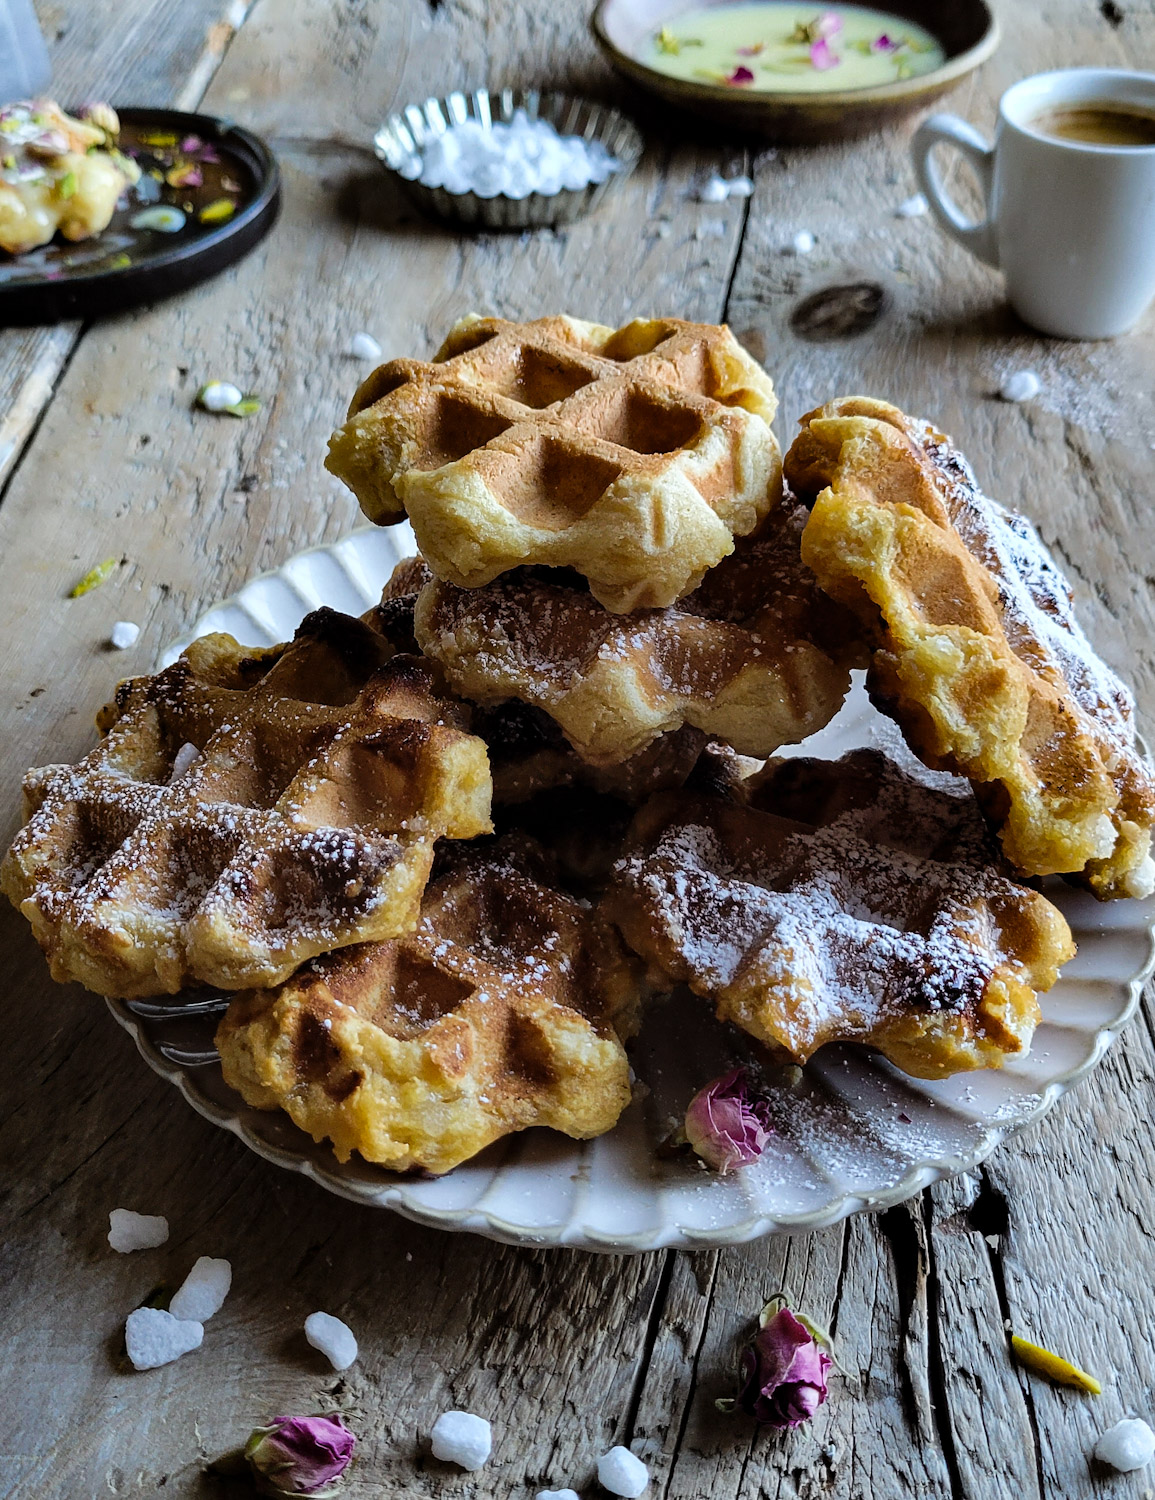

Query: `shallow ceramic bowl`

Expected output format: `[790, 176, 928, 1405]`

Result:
[374, 88, 643, 230]
[591, 0, 999, 143]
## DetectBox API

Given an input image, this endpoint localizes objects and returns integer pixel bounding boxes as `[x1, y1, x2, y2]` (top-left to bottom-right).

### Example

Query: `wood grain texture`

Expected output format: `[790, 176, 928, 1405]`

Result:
[2, 1, 1154, 1497]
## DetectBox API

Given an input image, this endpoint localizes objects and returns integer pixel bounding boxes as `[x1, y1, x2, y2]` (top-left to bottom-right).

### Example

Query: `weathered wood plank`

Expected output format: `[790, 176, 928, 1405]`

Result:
[3, 0, 1155, 1496]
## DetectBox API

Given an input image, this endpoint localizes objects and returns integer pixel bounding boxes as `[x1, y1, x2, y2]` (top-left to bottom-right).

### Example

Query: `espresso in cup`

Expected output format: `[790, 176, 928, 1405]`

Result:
[913, 68, 1155, 338]
[1029, 104, 1155, 147]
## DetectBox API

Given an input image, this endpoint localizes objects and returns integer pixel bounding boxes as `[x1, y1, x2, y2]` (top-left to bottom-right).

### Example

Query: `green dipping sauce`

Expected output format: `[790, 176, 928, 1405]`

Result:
[644, 3, 946, 92]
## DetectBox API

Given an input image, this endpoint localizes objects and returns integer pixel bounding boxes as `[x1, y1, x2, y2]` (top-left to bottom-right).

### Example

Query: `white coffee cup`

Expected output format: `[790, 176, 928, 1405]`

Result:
[912, 68, 1155, 339]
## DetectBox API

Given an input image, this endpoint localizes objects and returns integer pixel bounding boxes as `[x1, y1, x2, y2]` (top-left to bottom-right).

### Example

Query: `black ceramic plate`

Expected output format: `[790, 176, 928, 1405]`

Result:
[0, 107, 280, 325]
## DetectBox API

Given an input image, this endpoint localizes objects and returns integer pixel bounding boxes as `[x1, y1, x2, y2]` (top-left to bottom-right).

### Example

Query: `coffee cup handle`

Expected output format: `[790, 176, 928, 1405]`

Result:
[911, 114, 999, 268]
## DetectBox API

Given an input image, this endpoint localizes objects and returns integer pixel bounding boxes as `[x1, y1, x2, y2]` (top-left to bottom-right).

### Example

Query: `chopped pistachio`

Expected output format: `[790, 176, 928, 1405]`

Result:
[1011, 1335, 1102, 1394]
[199, 198, 236, 224]
[57, 170, 77, 199]
[69, 557, 118, 597]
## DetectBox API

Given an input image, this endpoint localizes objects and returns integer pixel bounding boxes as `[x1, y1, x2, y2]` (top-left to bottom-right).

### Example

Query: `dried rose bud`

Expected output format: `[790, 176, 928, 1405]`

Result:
[244, 1414, 355, 1497]
[737, 1304, 832, 1428]
[684, 1067, 772, 1174]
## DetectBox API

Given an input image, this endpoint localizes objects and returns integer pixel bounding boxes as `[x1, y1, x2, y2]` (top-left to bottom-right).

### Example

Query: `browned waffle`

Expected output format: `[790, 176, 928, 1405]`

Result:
[325, 314, 783, 612]
[370, 554, 706, 801]
[216, 833, 645, 1173]
[414, 494, 861, 766]
[1, 611, 492, 997]
[787, 397, 1155, 898]
[608, 749, 1075, 1079]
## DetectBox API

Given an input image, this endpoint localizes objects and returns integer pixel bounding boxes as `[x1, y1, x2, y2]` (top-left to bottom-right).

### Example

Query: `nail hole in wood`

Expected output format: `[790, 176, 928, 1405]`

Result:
[790, 282, 887, 341]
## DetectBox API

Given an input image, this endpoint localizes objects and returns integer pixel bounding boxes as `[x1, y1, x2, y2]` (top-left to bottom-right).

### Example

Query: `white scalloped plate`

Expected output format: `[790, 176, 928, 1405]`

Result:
[109, 526, 1155, 1252]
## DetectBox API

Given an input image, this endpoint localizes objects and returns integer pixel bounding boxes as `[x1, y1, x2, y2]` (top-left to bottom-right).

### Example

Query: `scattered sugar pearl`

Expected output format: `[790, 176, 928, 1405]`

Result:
[895, 192, 928, 217]
[698, 173, 729, 203]
[536, 1490, 580, 1500]
[108, 1209, 169, 1252]
[1095, 1418, 1155, 1472]
[304, 1310, 358, 1370]
[431, 1410, 492, 1470]
[698, 172, 753, 202]
[109, 620, 140, 650]
[125, 1307, 203, 1370]
[597, 1446, 649, 1497]
[169, 1256, 232, 1322]
[198, 380, 243, 412]
[350, 332, 382, 361]
[170, 742, 200, 780]
[790, 229, 815, 255]
[1000, 369, 1041, 402]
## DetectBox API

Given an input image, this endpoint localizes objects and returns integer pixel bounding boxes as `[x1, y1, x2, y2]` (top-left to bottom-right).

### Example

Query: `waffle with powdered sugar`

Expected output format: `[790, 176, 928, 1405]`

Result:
[413, 495, 861, 766]
[216, 833, 645, 1174]
[1, 611, 492, 997]
[609, 750, 1075, 1080]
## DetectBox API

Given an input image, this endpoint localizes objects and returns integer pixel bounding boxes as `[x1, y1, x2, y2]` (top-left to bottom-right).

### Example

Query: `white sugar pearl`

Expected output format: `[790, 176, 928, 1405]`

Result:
[349, 332, 382, 361]
[1000, 369, 1041, 402]
[536, 1490, 580, 1500]
[790, 229, 815, 255]
[169, 1256, 232, 1322]
[698, 173, 729, 203]
[304, 1310, 358, 1370]
[1095, 1418, 1155, 1472]
[198, 381, 243, 412]
[412, 111, 619, 197]
[108, 1209, 169, 1252]
[431, 1410, 492, 1470]
[170, 742, 200, 780]
[125, 1307, 203, 1370]
[109, 620, 140, 650]
[726, 174, 754, 197]
[895, 192, 928, 217]
[597, 1446, 649, 1497]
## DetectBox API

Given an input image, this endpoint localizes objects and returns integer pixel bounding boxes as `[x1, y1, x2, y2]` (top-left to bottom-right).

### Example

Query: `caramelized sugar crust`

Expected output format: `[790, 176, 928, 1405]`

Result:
[786, 397, 1155, 899]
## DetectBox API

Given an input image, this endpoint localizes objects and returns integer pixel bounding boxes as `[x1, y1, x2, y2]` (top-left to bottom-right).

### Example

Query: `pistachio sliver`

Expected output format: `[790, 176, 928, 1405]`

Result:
[69, 557, 118, 597]
[1011, 1334, 1102, 1394]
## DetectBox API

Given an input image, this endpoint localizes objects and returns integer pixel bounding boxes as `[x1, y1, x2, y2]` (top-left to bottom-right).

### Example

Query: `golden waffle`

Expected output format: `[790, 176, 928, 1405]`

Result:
[325, 314, 783, 612]
[608, 749, 1075, 1079]
[786, 397, 1155, 899]
[414, 493, 861, 765]
[215, 834, 644, 1174]
[1, 611, 492, 997]
[369, 555, 707, 800]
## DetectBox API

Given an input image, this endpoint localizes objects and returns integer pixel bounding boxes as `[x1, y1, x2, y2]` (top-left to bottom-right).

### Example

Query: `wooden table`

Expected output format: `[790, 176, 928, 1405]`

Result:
[3, 1, 1155, 1495]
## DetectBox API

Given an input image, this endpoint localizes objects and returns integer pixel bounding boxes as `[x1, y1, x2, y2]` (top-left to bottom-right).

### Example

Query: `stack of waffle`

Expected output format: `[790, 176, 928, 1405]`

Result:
[5, 316, 1153, 1175]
